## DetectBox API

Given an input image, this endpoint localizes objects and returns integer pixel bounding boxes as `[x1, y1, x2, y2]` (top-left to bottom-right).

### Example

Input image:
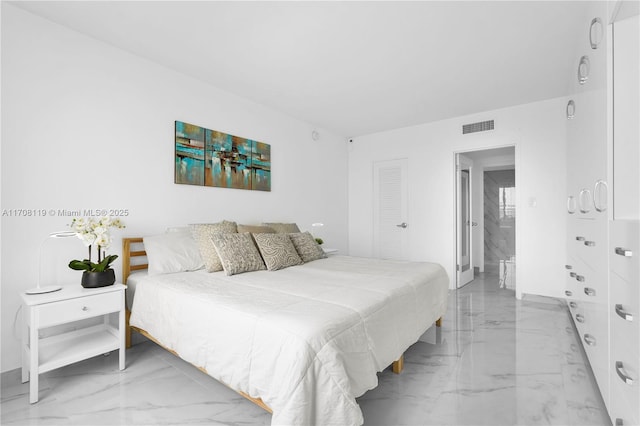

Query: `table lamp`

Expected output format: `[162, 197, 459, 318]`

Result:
[26, 231, 77, 295]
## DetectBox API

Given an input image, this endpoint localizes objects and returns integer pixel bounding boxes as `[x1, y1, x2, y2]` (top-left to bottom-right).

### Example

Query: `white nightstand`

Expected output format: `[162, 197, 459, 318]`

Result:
[21, 283, 126, 403]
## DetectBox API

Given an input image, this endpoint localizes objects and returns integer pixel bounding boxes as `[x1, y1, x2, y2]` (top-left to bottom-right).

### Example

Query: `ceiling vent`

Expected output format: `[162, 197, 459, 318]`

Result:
[462, 120, 494, 135]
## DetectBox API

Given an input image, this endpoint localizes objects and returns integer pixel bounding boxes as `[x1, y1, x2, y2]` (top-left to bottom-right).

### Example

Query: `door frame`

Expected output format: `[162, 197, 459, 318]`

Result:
[452, 144, 522, 298]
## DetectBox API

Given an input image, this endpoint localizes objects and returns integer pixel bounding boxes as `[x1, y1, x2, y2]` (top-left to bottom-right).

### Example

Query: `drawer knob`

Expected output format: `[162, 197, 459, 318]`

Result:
[615, 361, 634, 386]
[569, 272, 577, 278]
[575, 314, 585, 323]
[82, 306, 89, 311]
[583, 334, 596, 346]
[565, 264, 573, 270]
[565, 290, 573, 297]
[615, 247, 633, 257]
[569, 301, 577, 308]
[576, 275, 585, 282]
[584, 287, 595, 296]
[575, 236, 586, 241]
[584, 241, 596, 247]
[615, 419, 623, 426]
[615, 304, 633, 322]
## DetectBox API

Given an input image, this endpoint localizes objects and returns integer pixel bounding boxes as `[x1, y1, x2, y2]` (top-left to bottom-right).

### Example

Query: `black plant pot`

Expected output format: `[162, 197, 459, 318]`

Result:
[81, 269, 116, 288]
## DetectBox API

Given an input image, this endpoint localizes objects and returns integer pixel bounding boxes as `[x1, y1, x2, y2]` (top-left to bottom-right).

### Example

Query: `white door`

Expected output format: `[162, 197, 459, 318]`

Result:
[373, 159, 409, 260]
[456, 154, 474, 287]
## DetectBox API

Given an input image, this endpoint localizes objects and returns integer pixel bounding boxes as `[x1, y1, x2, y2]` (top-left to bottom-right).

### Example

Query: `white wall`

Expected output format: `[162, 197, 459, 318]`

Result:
[0, 5, 349, 372]
[348, 97, 567, 299]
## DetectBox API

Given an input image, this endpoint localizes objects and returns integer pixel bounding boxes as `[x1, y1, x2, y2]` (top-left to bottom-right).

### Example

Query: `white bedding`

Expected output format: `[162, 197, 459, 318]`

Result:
[129, 255, 448, 425]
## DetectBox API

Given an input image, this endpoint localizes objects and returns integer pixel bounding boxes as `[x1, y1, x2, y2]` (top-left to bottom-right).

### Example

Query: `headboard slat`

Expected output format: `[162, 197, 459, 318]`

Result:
[122, 237, 148, 284]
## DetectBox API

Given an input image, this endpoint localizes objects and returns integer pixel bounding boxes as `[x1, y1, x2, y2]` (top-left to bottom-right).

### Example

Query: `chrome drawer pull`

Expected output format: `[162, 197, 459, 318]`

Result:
[569, 272, 577, 278]
[576, 236, 586, 241]
[616, 361, 634, 385]
[565, 290, 573, 297]
[615, 304, 633, 321]
[584, 287, 595, 296]
[569, 301, 577, 308]
[82, 306, 89, 311]
[584, 241, 596, 247]
[583, 334, 596, 346]
[565, 264, 573, 270]
[576, 275, 585, 282]
[575, 314, 585, 323]
[615, 247, 633, 257]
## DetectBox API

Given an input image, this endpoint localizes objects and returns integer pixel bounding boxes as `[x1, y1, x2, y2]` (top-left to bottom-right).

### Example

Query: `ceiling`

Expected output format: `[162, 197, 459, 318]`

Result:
[10, 1, 593, 137]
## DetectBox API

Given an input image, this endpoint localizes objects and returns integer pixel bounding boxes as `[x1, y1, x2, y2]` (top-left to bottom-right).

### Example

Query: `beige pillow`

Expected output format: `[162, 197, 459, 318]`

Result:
[289, 232, 327, 263]
[237, 224, 276, 234]
[262, 222, 300, 233]
[211, 233, 266, 276]
[253, 233, 303, 271]
[190, 221, 238, 272]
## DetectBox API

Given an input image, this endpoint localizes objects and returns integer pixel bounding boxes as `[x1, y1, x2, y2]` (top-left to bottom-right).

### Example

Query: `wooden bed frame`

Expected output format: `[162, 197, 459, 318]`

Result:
[121, 237, 442, 414]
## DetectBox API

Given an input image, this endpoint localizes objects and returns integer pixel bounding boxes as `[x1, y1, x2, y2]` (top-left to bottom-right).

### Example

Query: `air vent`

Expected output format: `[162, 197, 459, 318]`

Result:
[462, 120, 494, 135]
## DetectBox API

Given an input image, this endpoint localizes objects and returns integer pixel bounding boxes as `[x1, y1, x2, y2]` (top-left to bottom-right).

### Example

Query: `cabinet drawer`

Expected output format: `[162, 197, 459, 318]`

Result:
[610, 220, 639, 284]
[36, 291, 122, 329]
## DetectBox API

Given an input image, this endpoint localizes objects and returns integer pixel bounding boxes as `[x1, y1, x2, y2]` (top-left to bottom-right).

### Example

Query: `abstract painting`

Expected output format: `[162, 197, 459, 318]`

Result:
[175, 121, 271, 191]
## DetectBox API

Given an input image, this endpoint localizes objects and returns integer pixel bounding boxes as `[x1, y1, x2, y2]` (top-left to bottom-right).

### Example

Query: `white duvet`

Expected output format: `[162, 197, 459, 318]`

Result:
[129, 255, 448, 425]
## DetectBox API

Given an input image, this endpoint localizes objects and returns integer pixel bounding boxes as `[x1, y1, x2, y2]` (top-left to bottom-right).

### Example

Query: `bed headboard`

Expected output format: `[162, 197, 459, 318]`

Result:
[122, 238, 148, 284]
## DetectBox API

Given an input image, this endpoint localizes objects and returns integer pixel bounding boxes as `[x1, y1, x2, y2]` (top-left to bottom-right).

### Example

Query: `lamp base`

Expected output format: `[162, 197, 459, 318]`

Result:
[25, 285, 62, 295]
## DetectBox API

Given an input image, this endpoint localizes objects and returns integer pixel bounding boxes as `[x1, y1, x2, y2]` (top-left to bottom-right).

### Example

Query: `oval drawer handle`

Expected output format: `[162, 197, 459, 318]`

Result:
[575, 236, 586, 241]
[616, 361, 634, 385]
[584, 241, 596, 247]
[565, 264, 573, 270]
[569, 301, 577, 308]
[583, 334, 596, 346]
[615, 304, 633, 322]
[576, 275, 585, 282]
[569, 272, 577, 278]
[565, 290, 573, 297]
[615, 247, 633, 257]
[575, 314, 585, 323]
[82, 306, 89, 311]
[584, 287, 595, 296]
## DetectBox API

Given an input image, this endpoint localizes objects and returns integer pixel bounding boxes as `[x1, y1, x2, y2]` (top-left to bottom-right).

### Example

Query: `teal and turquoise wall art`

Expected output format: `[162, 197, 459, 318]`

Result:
[175, 121, 271, 191]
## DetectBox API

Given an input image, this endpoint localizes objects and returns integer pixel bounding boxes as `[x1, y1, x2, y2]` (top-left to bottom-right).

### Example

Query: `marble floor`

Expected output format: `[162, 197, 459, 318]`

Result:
[1, 271, 611, 425]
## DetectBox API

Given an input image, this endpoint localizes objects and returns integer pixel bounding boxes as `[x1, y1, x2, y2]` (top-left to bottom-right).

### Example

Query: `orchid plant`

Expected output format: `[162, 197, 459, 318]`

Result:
[68, 216, 125, 273]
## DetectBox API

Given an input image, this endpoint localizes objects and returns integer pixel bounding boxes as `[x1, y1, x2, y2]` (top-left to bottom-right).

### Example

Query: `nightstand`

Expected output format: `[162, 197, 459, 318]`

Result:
[21, 283, 126, 403]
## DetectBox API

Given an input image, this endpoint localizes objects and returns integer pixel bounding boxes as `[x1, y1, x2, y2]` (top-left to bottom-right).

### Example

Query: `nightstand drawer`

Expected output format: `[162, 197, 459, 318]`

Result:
[36, 291, 122, 329]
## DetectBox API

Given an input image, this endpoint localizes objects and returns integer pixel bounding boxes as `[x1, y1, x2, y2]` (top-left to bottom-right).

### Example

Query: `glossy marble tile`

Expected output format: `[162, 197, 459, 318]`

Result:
[1, 272, 609, 425]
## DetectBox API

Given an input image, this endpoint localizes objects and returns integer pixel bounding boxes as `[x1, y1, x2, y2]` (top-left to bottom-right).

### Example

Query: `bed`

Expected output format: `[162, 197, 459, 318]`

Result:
[123, 235, 448, 425]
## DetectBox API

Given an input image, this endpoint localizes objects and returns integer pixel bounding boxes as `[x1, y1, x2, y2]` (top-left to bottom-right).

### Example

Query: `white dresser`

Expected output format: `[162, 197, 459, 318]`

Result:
[565, 3, 640, 424]
[607, 7, 639, 426]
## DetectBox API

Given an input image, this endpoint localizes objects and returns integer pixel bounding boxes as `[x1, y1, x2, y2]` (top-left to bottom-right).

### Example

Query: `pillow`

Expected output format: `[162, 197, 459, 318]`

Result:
[289, 232, 327, 263]
[262, 222, 300, 234]
[237, 224, 276, 234]
[143, 232, 204, 276]
[253, 233, 303, 271]
[211, 233, 266, 276]
[190, 221, 238, 272]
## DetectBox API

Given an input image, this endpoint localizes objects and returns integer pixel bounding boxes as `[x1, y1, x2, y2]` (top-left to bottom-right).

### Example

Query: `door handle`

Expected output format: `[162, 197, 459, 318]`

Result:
[396, 223, 408, 229]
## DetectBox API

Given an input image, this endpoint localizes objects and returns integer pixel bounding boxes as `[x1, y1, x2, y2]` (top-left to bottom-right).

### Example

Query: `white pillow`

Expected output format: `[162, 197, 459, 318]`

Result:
[144, 232, 204, 276]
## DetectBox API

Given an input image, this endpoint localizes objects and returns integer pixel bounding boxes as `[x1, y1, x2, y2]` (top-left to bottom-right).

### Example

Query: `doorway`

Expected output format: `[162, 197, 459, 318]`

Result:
[454, 147, 516, 290]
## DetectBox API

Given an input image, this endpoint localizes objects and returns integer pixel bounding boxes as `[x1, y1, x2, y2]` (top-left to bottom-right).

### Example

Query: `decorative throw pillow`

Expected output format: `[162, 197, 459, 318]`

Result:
[253, 233, 303, 271]
[190, 221, 238, 272]
[237, 224, 276, 234]
[262, 222, 301, 234]
[211, 232, 266, 276]
[144, 232, 204, 276]
[289, 232, 327, 263]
